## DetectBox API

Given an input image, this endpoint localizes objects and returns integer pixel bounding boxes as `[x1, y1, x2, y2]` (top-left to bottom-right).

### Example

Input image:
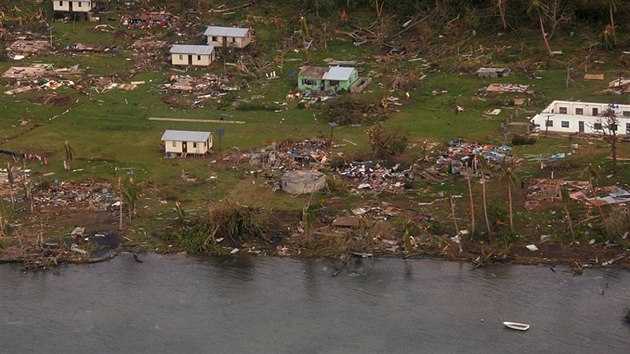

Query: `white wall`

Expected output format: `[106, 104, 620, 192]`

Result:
[171, 53, 214, 66]
[532, 100, 630, 135]
[164, 138, 213, 155]
[207, 32, 251, 48]
[53, 1, 94, 13]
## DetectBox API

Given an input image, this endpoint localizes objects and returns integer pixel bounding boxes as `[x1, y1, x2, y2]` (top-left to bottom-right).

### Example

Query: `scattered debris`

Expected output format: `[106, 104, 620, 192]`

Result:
[484, 83, 531, 94]
[477, 67, 511, 78]
[280, 170, 326, 195]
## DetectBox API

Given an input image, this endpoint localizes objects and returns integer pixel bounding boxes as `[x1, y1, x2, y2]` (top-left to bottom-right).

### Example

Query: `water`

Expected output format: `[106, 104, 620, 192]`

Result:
[1, 254, 629, 353]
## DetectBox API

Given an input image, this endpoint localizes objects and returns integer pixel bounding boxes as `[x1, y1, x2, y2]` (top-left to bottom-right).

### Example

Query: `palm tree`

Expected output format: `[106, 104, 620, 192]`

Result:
[467, 174, 476, 240]
[528, 0, 554, 56]
[608, 0, 620, 38]
[6, 162, 14, 210]
[503, 164, 518, 232]
[478, 155, 492, 241]
[583, 164, 609, 239]
[122, 176, 142, 222]
[63, 141, 75, 171]
[560, 185, 576, 244]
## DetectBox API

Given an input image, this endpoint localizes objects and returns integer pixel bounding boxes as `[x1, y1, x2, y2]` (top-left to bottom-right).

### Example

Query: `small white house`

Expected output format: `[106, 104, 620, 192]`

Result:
[53, 0, 95, 13]
[204, 26, 252, 49]
[161, 130, 213, 157]
[170, 44, 215, 67]
[531, 100, 630, 135]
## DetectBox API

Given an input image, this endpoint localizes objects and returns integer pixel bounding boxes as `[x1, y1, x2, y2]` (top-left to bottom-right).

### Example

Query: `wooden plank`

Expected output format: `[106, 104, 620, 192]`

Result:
[149, 117, 245, 124]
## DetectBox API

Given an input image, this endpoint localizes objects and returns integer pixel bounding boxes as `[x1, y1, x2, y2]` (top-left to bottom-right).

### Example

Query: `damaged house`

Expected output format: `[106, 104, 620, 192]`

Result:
[297, 66, 360, 93]
[531, 100, 630, 135]
[204, 26, 252, 49]
[169, 44, 216, 67]
[53, 0, 96, 14]
[161, 130, 213, 157]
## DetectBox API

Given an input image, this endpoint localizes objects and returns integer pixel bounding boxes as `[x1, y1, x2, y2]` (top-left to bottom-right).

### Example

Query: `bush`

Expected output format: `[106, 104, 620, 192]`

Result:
[512, 135, 536, 145]
[321, 94, 387, 126]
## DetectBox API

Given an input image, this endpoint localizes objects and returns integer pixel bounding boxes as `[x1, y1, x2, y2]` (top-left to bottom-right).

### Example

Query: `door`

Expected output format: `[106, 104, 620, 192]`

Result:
[182, 142, 188, 153]
[188, 55, 192, 66]
[579, 121, 584, 133]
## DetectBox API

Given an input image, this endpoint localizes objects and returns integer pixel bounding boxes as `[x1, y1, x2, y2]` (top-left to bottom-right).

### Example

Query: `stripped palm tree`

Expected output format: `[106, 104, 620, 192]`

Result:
[6, 162, 14, 210]
[502, 160, 519, 232]
[478, 155, 492, 242]
[122, 176, 142, 222]
[63, 141, 76, 171]
[583, 164, 609, 239]
[467, 174, 476, 240]
[560, 185, 576, 244]
[528, 0, 554, 56]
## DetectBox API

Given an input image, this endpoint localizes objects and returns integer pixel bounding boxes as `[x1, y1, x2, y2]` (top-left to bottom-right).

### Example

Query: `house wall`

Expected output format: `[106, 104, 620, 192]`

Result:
[171, 54, 191, 66]
[298, 78, 324, 91]
[206, 32, 251, 49]
[53, 1, 93, 13]
[171, 53, 214, 66]
[164, 138, 213, 155]
[531, 114, 630, 134]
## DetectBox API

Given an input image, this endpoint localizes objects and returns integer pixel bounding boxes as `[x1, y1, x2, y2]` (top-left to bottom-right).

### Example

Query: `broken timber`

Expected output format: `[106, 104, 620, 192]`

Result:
[149, 117, 245, 124]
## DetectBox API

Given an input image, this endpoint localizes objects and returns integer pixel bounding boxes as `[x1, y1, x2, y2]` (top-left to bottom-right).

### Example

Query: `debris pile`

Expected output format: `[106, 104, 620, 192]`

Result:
[34, 181, 119, 212]
[162, 74, 238, 107]
[129, 38, 170, 70]
[608, 77, 630, 94]
[6, 39, 51, 58]
[433, 139, 513, 176]
[524, 178, 630, 210]
[2, 64, 83, 95]
[65, 43, 114, 53]
[477, 67, 511, 78]
[336, 161, 414, 192]
[484, 83, 531, 94]
[121, 11, 179, 29]
[247, 139, 330, 170]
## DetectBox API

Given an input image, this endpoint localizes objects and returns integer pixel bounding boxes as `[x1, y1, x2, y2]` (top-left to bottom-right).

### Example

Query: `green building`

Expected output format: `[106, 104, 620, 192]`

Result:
[297, 66, 359, 93]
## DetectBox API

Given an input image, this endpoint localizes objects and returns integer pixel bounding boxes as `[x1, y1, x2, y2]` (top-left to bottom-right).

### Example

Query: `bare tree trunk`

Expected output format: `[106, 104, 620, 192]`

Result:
[508, 182, 514, 231]
[482, 179, 492, 241]
[610, 3, 616, 37]
[450, 196, 460, 234]
[538, 15, 554, 56]
[467, 177, 475, 239]
[563, 205, 575, 244]
[590, 180, 609, 238]
[498, 0, 507, 31]
[611, 136, 617, 175]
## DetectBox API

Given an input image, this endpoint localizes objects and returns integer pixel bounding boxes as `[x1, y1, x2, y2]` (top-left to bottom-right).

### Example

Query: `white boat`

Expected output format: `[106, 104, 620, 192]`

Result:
[503, 322, 530, 331]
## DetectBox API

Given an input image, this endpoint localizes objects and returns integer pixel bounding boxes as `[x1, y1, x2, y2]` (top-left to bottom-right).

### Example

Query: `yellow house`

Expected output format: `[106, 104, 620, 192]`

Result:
[53, 0, 95, 13]
[204, 26, 252, 49]
[161, 130, 213, 157]
[170, 44, 215, 67]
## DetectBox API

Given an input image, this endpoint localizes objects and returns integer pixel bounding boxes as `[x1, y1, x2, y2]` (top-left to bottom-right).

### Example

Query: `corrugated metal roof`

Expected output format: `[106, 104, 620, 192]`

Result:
[161, 130, 212, 142]
[323, 66, 355, 81]
[170, 44, 214, 55]
[204, 26, 249, 38]
[298, 66, 328, 80]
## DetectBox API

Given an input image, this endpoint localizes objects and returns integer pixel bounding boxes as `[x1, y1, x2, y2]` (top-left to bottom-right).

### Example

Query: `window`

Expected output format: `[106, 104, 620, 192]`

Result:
[179, 55, 183, 60]
[172, 141, 176, 147]
[302, 79, 315, 86]
[59, 1, 63, 5]
[592, 108, 599, 116]
[623, 111, 630, 117]
[212, 36, 218, 42]
[559, 107, 567, 114]
[197, 55, 201, 61]
[594, 123, 603, 130]
[575, 108, 584, 115]
[545, 120, 553, 127]
[78, 2, 82, 7]
[561, 121, 569, 128]
[232, 37, 236, 42]
[193, 142, 197, 148]
[611, 124, 618, 132]
[626, 123, 630, 133]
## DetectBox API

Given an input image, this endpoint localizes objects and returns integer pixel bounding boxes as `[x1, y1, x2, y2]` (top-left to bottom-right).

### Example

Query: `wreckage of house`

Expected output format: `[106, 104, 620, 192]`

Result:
[531, 100, 630, 135]
[53, 0, 96, 13]
[161, 130, 213, 157]
[169, 45, 215, 67]
[477, 67, 511, 78]
[204, 26, 252, 49]
[297, 66, 360, 93]
[608, 77, 630, 94]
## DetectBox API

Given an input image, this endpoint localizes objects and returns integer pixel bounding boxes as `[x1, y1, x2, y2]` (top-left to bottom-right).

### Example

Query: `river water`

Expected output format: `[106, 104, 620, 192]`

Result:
[1, 254, 629, 353]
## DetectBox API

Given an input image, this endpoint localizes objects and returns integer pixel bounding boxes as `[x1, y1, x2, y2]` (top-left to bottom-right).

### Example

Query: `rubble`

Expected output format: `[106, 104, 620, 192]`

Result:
[477, 67, 511, 78]
[280, 170, 326, 195]
[6, 40, 51, 57]
[524, 178, 630, 210]
[121, 12, 180, 29]
[484, 83, 531, 94]
[65, 43, 114, 53]
[607, 77, 630, 94]
[336, 161, 413, 192]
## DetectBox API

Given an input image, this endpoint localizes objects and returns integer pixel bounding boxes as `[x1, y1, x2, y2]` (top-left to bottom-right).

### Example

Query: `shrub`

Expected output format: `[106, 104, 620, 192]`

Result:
[512, 135, 536, 145]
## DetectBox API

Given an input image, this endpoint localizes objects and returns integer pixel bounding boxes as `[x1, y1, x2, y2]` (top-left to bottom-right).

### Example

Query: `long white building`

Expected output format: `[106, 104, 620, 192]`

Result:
[531, 100, 630, 135]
